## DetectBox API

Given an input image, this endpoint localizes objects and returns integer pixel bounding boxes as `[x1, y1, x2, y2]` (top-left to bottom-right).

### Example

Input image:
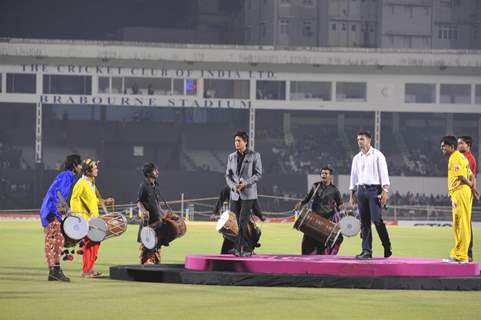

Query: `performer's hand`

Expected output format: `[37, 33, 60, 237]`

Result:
[379, 191, 388, 207]
[56, 204, 67, 216]
[238, 181, 246, 191]
[349, 196, 356, 208]
[293, 201, 301, 211]
[103, 197, 115, 205]
[473, 188, 480, 201]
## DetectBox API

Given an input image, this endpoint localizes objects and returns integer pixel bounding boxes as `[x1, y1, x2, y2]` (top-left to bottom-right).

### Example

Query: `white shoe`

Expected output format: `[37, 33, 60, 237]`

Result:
[442, 257, 468, 264]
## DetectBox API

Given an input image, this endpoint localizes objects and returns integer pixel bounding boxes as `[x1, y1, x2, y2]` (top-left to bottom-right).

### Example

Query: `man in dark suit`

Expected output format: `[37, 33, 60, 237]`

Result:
[225, 131, 263, 256]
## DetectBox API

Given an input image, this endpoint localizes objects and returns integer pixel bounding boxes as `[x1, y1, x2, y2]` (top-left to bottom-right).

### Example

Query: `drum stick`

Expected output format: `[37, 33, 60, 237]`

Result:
[294, 182, 321, 212]
[56, 191, 71, 216]
[95, 188, 110, 215]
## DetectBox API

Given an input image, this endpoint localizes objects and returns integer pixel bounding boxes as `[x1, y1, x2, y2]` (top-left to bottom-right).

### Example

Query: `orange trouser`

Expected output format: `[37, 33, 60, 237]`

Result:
[82, 239, 101, 273]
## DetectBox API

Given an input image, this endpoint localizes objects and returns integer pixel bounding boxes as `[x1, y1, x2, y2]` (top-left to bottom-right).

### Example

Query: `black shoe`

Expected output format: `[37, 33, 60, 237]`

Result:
[384, 247, 392, 258]
[233, 249, 241, 257]
[355, 252, 372, 260]
[48, 266, 70, 282]
[242, 251, 253, 257]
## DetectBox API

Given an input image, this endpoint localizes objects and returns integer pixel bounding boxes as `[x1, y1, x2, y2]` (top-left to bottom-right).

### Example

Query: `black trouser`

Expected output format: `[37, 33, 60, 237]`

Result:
[356, 185, 391, 254]
[302, 235, 325, 255]
[221, 238, 235, 254]
[231, 199, 255, 252]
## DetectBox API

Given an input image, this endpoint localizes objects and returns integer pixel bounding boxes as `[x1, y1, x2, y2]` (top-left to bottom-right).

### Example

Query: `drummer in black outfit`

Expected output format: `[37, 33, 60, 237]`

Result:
[294, 166, 344, 255]
[137, 163, 164, 264]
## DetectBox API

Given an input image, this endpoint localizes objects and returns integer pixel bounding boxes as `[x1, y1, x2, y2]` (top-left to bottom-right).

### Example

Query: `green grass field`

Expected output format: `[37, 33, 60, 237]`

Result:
[1, 220, 481, 320]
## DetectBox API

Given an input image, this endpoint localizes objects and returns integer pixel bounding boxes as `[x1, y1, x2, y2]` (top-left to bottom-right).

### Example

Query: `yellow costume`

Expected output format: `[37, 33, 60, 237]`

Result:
[448, 151, 472, 262]
[70, 176, 99, 221]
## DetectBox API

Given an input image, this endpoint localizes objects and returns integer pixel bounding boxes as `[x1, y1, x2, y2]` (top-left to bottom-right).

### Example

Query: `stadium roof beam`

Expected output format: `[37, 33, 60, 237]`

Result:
[1, 38, 481, 69]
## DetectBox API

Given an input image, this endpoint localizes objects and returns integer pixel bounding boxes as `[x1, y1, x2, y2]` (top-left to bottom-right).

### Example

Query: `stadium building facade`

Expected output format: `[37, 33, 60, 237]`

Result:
[0, 38, 480, 215]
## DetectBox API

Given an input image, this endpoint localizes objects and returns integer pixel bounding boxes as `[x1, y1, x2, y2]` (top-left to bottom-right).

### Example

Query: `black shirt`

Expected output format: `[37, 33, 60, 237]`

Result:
[137, 178, 164, 225]
[236, 150, 246, 176]
[300, 182, 342, 219]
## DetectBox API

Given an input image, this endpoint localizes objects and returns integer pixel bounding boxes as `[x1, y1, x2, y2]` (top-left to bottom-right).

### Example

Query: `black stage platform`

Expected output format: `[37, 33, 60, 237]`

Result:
[110, 264, 481, 291]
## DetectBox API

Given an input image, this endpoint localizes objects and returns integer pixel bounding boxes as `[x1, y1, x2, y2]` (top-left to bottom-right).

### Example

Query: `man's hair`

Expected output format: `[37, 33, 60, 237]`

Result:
[357, 130, 372, 139]
[234, 130, 249, 145]
[440, 135, 457, 148]
[320, 166, 334, 175]
[143, 162, 158, 178]
[458, 135, 473, 148]
[64, 154, 81, 171]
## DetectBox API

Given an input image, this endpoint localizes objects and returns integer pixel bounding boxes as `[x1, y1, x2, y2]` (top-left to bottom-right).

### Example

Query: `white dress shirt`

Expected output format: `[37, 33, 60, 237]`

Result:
[349, 147, 390, 190]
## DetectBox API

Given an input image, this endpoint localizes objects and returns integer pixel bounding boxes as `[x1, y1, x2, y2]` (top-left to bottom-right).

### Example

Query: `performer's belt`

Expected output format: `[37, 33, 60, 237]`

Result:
[358, 184, 381, 189]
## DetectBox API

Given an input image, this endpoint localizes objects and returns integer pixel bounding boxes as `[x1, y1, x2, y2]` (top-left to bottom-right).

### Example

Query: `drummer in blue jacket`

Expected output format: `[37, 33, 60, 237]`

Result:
[40, 154, 82, 282]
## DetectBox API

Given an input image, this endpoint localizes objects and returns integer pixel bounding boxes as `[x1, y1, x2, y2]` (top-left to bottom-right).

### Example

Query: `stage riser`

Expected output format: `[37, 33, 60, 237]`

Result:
[109, 265, 481, 291]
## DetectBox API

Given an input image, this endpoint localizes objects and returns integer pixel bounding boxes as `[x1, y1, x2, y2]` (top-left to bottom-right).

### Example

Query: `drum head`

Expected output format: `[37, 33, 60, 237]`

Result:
[63, 215, 89, 240]
[140, 226, 157, 250]
[339, 216, 361, 237]
[87, 218, 108, 242]
[215, 210, 230, 231]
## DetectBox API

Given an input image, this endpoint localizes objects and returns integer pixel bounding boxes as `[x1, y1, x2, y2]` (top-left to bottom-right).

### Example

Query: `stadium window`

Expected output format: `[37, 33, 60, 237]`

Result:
[440, 84, 471, 104]
[260, 23, 266, 38]
[332, 23, 337, 31]
[98, 77, 110, 94]
[0, 74, 2, 93]
[440, 0, 452, 8]
[351, 24, 357, 32]
[290, 81, 331, 101]
[111, 77, 123, 94]
[173, 79, 183, 95]
[186, 79, 197, 96]
[256, 80, 286, 100]
[452, 25, 457, 40]
[203, 79, 250, 99]
[476, 85, 481, 104]
[280, 19, 289, 34]
[303, 0, 314, 6]
[6, 73, 36, 94]
[303, 20, 313, 37]
[404, 83, 435, 103]
[43, 75, 92, 95]
[336, 82, 366, 101]
[342, 23, 346, 31]
[124, 77, 173, 95]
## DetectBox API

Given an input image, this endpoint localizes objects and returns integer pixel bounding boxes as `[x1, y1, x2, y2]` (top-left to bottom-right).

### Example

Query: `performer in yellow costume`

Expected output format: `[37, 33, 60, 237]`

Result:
[440, 136, 473, 263]
[70, 159, 113, 277]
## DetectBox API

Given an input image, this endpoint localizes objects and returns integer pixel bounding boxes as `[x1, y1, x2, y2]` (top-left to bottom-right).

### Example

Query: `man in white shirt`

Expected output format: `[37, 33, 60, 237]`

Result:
[349, 131, 392, 260]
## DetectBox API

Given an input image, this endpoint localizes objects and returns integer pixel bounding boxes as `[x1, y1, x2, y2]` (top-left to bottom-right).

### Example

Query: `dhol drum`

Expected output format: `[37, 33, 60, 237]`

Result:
[140, 214, 187, 250]
[293, 207, 343, 248]
[216, 211, 239, 242]
[338, 214, 361, 237]
[62, 215, 89, 248]
[87, 213, 128, 242]
[215, 210, 261, 248]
